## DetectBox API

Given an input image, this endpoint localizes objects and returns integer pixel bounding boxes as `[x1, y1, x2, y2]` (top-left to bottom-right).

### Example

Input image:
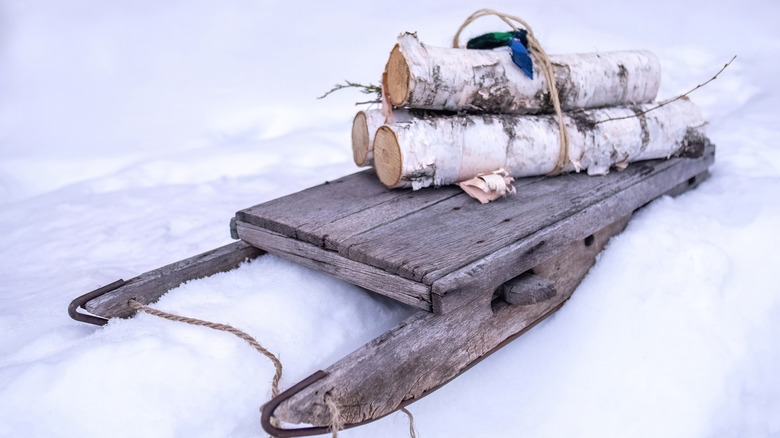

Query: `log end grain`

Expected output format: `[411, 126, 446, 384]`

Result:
[373, 126, 403, 188]
[351, 111, 371, 167]
[386, 44, 410, 107]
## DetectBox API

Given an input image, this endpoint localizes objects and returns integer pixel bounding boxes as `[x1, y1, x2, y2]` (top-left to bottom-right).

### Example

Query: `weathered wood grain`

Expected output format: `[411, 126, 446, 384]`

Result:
[430, 145, 714, 304]
[343, 147, 713, 286]
[271, 215, 629, 427]
[314, 176, 544, 251]
[238, 170, 544, 252]
[531, 216, 631, 297]
[313, 186, 461, 251]
[236, 170, 459, 249]
[84, 241, 263, 319]
[235, 222, 432, 311]
[237, 170, 392, 241]
[236, 145, 713, 312]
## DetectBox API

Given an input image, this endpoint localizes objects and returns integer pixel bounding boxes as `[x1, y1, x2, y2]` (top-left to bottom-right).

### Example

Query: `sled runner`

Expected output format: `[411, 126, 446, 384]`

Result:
[69, 142, 714, 436]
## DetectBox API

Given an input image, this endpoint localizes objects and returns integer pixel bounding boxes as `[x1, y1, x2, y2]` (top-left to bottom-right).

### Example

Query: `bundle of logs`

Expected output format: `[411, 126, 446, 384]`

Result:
[351, 32, 708, 202]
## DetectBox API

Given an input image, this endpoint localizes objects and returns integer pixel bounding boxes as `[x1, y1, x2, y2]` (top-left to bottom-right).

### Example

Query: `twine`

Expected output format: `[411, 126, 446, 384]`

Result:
[324, 392, 343, 437]
[453, 9, 572, 174]
[320, 394, 416, 438]
[401, 407, 418, 438]
[128, 299, 418, 437]
[128, 299, 283, 398]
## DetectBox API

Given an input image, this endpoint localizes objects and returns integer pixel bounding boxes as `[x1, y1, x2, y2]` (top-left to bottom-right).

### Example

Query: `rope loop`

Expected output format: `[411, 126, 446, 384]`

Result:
[128, 299, 283, 398]
[454, 9, 572, 174]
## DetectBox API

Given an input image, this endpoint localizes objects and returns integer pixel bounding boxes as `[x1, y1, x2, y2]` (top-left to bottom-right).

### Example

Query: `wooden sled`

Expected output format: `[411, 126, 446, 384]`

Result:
[69, 143, 714, 436]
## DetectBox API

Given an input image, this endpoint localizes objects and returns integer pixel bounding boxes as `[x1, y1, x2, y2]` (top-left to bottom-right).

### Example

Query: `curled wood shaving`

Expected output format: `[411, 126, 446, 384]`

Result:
[457, 169, 516, 204]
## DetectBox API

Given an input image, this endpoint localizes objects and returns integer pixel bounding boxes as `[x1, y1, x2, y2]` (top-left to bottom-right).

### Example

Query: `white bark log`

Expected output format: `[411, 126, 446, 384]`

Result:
[351, 108, 420, 166]
[351, 109, 386, 167]
[372, 97, 707, 189]
[385, 33, 661, 114]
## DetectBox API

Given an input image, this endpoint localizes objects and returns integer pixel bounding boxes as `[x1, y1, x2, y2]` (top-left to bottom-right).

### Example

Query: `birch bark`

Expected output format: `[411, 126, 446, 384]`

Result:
[351, 109, 386, 167]
[385, 33, 661, 114]
[373, 97, 707, 189]
[351, 108, 419, 166]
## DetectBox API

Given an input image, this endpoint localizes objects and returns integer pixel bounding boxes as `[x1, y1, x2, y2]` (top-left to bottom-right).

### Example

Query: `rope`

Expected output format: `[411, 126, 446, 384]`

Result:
[453, 9, 572, 174]
[324, 392, 343, 437]
[129, 299, 418, 437]
[127, 299, 283, 399]
[401, 407, 418, 438]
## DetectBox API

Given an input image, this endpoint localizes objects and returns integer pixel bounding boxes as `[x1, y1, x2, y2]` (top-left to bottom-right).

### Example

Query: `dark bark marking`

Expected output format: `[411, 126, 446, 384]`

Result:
[470, 65, 515, 112]
[569, 111, 597, 133]
[631, 106, 651, 153]
[617, 63, 629, 103]
[551, 62, 574, 109]
[675, 128, 711, 158]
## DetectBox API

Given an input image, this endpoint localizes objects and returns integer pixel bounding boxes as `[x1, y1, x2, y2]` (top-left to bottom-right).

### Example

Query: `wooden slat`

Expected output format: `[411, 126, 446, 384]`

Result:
[237, 170, 460, 249]
[235, 222, 432, 311]
[314, 175, 545, 251]
[314, 185, 462, 251]
[84, 241, 264, 319]
[237, 170, 545, 252]
[237, 170, 392, 241]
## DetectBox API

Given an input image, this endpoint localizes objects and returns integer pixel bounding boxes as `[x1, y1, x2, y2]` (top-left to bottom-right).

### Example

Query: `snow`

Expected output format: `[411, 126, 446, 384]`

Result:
[1, 1, 778, 437]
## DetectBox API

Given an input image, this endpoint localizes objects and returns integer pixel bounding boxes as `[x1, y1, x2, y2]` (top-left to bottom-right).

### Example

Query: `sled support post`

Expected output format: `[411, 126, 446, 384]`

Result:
[502, 273, 557, 305]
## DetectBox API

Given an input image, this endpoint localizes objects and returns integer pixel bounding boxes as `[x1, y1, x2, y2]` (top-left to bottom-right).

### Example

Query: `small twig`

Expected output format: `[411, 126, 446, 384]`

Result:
[355, 99, 382, 105]
[594, 55, 737, 125]
[318, 80, 382, 100]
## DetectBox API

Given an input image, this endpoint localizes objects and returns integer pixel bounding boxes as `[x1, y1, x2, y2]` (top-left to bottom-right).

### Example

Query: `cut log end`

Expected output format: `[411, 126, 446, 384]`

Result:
[351, 111, 371, 167]
[386, 44, 410, 107]
[373, 126, 403, 188]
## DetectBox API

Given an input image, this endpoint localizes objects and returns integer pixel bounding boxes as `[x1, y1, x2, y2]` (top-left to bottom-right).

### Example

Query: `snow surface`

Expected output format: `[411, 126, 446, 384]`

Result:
[1, 1, 779, 437]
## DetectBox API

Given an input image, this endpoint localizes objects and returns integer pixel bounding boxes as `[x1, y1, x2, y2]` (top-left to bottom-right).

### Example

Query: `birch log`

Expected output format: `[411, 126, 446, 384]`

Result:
[373, 97, 708, 189]
[385, 32, 661, 114]
[351, 108, 419, 166]
[352, 110, 387, 167]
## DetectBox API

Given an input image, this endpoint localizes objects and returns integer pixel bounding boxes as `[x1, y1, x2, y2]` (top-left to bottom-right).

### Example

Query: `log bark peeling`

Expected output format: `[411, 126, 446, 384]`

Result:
[385, 33, 661, 114]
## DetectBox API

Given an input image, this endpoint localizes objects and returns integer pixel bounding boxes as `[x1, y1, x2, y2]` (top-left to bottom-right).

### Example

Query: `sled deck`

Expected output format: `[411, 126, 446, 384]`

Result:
[70, 143, 714, 436]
